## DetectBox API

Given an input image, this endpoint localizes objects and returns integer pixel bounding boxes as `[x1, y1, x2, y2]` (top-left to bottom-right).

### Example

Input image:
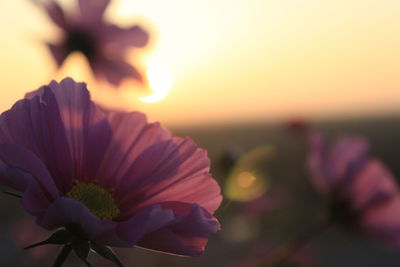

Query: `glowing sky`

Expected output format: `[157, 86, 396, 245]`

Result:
[1, 0, 400, 126]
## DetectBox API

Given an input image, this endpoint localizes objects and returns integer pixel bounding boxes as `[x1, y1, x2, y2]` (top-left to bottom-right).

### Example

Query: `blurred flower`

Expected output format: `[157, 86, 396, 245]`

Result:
[307, 132, 400, 248]
[0, 78, 222, 262]
[43, 0, 149, 86]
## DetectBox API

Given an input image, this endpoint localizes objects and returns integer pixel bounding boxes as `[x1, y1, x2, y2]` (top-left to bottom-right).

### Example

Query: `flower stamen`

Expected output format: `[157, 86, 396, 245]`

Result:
[67, 181, 120, 220]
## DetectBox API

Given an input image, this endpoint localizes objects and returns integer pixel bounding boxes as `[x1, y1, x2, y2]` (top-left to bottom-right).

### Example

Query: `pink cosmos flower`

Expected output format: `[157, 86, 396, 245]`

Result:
[43, 0, 149, 86]
[0, 78, 222, 264]
[307, 132, 400, 248]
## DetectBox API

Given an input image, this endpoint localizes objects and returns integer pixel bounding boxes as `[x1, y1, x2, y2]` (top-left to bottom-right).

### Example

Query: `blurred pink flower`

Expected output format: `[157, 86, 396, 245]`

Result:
[0, 78, 222, 258]
[43, 0, 149, 86]
[307, 132, 400, 248]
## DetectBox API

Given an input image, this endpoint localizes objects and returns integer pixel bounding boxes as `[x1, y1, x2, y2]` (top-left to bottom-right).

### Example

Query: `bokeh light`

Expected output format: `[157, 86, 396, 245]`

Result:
[224, 145, 274, 202]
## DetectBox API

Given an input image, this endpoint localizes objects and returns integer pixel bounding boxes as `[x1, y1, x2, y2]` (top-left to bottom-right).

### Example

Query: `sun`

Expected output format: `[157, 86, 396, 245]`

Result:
[140, 64, 173, 103]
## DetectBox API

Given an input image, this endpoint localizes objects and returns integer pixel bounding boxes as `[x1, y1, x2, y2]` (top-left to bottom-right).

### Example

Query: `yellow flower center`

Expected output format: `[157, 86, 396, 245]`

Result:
[66, 181, 120, 220]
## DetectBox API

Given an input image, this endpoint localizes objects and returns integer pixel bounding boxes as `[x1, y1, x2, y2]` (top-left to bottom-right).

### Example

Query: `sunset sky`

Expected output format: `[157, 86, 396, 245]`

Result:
[1, 0, 400, 127]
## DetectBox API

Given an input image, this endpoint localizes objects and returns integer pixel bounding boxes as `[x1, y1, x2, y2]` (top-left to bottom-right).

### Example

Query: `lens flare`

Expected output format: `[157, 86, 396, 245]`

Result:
[224, 145, 274, 202]
[140, 64, 172, 103]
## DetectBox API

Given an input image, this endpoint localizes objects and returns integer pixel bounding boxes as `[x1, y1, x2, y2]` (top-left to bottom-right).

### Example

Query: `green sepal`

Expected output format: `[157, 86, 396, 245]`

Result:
[24, 229, 73, 249]
[72, 239, 92, 267]
[90, 242, 124, 267]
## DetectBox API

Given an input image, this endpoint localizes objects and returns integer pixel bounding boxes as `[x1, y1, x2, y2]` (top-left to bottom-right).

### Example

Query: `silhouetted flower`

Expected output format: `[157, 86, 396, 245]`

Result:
[43, 0, 149, 86]
[307, 132, 400, 248]
[0, 78, 222, 264]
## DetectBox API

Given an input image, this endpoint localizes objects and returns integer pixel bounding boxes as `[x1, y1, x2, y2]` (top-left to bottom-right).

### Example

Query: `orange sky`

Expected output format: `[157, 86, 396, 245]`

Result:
[1, 0, 400, 127]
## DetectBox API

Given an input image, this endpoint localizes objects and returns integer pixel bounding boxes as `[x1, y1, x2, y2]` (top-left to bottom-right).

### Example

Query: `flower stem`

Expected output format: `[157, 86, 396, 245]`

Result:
[52, 244, 72, 267]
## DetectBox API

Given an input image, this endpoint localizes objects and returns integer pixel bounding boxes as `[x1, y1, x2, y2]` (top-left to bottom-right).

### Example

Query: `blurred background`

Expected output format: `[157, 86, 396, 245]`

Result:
[1, 0, 400, 266]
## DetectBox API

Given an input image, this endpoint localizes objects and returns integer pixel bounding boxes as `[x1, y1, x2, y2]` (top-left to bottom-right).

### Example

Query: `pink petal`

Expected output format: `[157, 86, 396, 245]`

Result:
[115, 137, 222, 218]
[103, 25, 149, 48]
[328, 136, 369, 185]
[90, 57, 144, 86]
[349, 159, 398, 210]
[44, 2, 68, 29]
[360, 196, 400, 248]
[78, 0, 110, 26]
[47, 43, 69, 67]
[95, 111, 171, 188]
[307, 132, 369, 194]
[138, 203, 220, 257]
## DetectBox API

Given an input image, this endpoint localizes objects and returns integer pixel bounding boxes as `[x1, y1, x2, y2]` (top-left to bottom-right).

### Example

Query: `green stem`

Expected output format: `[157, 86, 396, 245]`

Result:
[52, 245, 72, 267]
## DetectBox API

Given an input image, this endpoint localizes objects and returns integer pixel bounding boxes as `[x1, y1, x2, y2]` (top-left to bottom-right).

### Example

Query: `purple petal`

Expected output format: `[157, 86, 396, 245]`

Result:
[47, 43, 68, 67]
[44, 2, 68, 29]
[90, 57, 144, 86]
[360, 196, 400, 249]
[114, 137, 222, 219]
[307, 132, 369, 194]
[38, 197, 116, 241]
[26, 78, 112, 185]
[103, 25, 149, 48]
[328, 136, 369, 184]
[137, 203, 220, 256]
[113, 205, 175, 247]
[0, 89, 74, 193]
[38, 197, 175, 247]
[348, 160, 398, 210]
[0, 144, 61, 215]
[0, 144, 59, 200]
[78, 0, 110, 26]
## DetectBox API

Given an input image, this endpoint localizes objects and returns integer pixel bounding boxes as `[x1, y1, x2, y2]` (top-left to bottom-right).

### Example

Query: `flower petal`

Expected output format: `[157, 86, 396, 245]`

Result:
[137, 203, 220, 256]
[47, 43, 69, 67]
[38, 197, 175, 248]
[307, 132, 369, 194]
[0, 144, 60, 215]
[38, 197, 117, 241]
[360, 196, 400, 249]
[78, 0, 110, 26]
[349, 160, 398, 210]
[115, 137, 222, 219]
[103, 25, 149, 48]
[0, 144, 59, 200]
[95, 111, 171, 189]
[0, 89, 73, 192]
[26, 78, 112, 185]
[90, 57, 144, 86]
[328, 136, 369, 185]
[44, 2, 68, 29]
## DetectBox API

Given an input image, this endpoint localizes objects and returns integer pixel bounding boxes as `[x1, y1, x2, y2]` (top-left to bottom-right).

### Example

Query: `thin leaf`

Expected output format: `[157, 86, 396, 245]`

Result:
[3, 191, 22, 198]
[90, 242, 124, 267]
[72, 239, 92, 267]
[52, 244, 72, 267]
[25, 229, 73, 249]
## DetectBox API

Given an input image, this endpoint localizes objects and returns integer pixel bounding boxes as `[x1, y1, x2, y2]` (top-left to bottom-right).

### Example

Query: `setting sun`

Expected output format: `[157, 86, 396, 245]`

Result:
[140, 64, 173, 103]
